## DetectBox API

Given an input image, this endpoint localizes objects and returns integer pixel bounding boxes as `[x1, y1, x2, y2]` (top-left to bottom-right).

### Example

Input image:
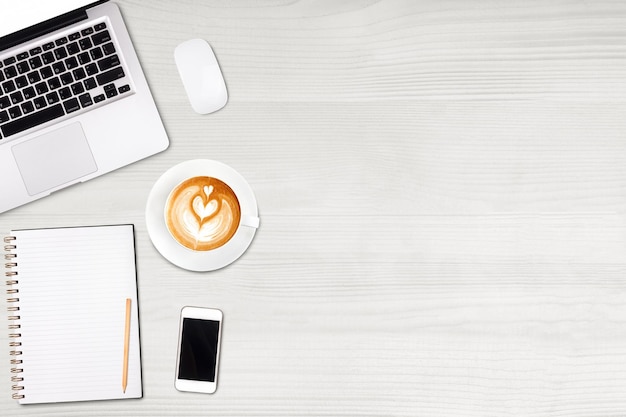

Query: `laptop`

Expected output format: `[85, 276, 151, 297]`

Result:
[0, 0, 169, 213]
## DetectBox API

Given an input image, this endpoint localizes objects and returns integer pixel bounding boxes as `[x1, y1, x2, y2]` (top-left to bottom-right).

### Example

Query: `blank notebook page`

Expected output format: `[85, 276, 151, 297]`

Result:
[11, 225, 142, 404]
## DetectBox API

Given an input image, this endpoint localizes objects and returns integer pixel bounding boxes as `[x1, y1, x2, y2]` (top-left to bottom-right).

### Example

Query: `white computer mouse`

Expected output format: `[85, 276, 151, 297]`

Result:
[174, 39, 228, 114]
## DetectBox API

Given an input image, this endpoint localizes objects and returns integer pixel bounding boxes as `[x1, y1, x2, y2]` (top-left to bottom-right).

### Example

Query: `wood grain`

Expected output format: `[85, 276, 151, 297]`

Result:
[2, 1, 626, 416]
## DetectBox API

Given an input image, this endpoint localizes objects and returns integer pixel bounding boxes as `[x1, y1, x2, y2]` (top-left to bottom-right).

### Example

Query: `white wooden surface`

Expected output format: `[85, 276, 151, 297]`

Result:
[2, 0, 626, 416]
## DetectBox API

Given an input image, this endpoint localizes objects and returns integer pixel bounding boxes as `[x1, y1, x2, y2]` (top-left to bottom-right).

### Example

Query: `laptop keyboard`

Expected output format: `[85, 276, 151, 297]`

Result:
[0, 21, 132, 141]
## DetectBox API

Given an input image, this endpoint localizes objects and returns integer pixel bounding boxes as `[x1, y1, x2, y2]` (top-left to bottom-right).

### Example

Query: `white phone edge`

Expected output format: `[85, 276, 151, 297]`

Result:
[175, 306, 223, 394]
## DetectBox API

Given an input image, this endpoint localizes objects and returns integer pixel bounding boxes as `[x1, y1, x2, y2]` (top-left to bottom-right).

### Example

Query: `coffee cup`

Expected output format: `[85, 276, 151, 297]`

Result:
[146, 160, 259, 271]
[165, 175, 259, 251]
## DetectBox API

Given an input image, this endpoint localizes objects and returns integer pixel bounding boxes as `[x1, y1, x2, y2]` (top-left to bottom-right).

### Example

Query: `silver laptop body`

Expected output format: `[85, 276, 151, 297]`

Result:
[0, 0, 169, 213]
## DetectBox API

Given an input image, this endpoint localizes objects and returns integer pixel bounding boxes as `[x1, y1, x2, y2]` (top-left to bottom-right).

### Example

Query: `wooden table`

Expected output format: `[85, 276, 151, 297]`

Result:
[2, 1, 626, 415]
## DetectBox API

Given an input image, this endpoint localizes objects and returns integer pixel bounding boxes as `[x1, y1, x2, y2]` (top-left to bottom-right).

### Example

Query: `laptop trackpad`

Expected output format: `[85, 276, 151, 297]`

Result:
[12, 123, 98, 196]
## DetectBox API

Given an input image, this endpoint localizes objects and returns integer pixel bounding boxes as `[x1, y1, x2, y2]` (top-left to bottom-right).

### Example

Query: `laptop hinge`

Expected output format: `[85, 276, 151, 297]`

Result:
[0, 0, 108, 52]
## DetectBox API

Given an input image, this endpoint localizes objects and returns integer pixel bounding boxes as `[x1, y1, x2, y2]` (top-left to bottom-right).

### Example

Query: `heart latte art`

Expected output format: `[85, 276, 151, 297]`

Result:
[165, 176, 241, 251]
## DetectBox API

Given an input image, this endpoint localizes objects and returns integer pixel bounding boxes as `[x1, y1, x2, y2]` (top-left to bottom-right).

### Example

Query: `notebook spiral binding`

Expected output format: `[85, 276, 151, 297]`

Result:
[4, 236, 24, 400]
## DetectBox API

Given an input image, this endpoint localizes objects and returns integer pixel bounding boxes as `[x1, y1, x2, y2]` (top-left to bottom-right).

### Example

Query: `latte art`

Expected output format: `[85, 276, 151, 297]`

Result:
[165, 176, 241, 251]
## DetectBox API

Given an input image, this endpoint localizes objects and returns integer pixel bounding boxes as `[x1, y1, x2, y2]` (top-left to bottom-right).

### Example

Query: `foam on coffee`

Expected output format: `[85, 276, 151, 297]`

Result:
[165, 176, 241, 251]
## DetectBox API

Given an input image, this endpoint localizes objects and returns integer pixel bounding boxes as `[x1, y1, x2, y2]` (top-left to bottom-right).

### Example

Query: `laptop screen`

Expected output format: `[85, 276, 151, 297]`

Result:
[0, 0, 93, 38]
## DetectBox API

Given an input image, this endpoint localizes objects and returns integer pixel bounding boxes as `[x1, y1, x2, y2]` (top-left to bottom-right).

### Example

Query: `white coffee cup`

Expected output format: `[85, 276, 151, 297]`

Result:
[146, 160, 259, 271]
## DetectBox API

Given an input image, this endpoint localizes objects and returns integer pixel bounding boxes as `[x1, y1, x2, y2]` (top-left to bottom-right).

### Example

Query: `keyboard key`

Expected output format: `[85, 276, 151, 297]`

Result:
[55, 37, 68, 46]
[40, 66, 54, 79]
[67, 42, 80, 55]
[8, 106, 21, 119]
[16, 61, 29, 74]
[10, 91, 23, 104]
[92, 30, 111, 45]
[4, 66, 17, 78]
[65, 56, 79, 70]
[14, 76, 28, 89]
[59, 87, 72, 100]
[79, 38, 93, 50]
[0, 110, 9, 123]
[33, 96, 47, 110]
[45, 91, 60, 104]
[81, 27, 94, 37]
[90, 47, 103, 60]
[3, 57, 16, 66]
[39, 67, 54, 79]
[102, 42, 116, 56]
[0, 96, 10, 109]
[29, 46, 42, 56]
[68, 32, 81, 41]
[83, 77, 97, 90]
[104, 83, 117, 98]
[2, 80, 16, 94]
[71, 82, 84, 95]
[97, 54, 119, 71]
[48, 77, 61, 90]
[27, 71, 41, 84]
[16, 52, 29, 61]
[54, 47, 68, 60]
[35, 82, 48, 95]
[28, 56, 43, 69]
[41, 52, 55, 65]
[60, 73, 73, 86]
[52, 62, 66, 74]
[94, 22, 107, 31]
[96, 67, 124, 85]
[94, 94, 105, 103]
[63, 98, 80, 113]
[77, 52, 91, 65]
[85, 63, 98, 76]
[0, 72, 4, 82]
[79, 93, 93, 107]
[119, 84, 131, 94]
[21, 101, 34, 114]
[72, 67, 86, 80]
[42, 42, 55, 51]
[1, 104, 64, 137]
[23, 87, 35, 100]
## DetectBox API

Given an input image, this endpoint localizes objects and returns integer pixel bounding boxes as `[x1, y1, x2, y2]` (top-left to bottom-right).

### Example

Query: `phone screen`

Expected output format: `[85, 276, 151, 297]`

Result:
[177, 318, 220, 381]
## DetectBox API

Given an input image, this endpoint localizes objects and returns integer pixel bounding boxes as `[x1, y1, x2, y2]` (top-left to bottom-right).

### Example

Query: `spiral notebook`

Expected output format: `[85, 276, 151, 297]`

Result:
[4, 225, 142, 404]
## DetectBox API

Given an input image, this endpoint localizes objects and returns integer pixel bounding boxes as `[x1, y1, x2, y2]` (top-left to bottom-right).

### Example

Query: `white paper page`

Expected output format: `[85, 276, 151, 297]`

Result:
[11, 225, 142, 404]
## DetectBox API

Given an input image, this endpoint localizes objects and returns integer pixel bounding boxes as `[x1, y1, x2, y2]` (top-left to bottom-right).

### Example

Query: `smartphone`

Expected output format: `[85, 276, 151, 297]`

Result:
[175, 307, 223, 393]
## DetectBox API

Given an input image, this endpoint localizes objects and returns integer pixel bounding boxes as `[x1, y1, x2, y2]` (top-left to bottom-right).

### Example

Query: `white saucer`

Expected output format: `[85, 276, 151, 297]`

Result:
[146, 160, 259, 271]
